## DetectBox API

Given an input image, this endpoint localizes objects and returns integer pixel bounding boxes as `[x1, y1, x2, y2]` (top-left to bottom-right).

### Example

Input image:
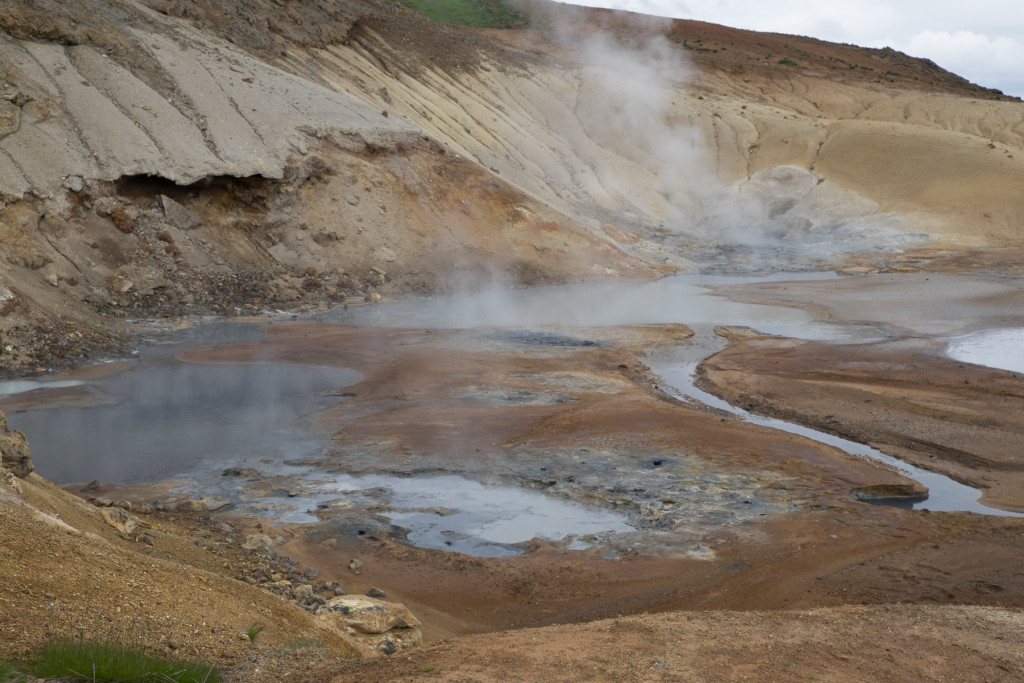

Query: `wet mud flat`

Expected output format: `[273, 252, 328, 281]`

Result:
[6, 272, 1024, 641]
[173, 311, 1024, 637]
[703, 273, 1024, 510]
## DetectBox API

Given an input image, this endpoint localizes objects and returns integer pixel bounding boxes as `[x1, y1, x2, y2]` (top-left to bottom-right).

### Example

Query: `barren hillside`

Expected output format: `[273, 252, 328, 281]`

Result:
[2, 0, 1022, 373]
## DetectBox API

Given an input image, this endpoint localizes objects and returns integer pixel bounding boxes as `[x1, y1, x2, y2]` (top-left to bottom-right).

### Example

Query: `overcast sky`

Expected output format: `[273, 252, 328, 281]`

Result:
[561, 0, 1024, 98]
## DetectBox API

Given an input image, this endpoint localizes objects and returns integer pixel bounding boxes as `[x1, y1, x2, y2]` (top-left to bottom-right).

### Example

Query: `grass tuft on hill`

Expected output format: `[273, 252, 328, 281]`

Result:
[24, 640, 220, 683]
[394, 0, 529, 28]
[0, 659, 23, 683]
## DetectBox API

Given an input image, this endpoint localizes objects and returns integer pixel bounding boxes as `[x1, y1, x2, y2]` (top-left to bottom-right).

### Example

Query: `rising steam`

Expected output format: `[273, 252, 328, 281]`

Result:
[539, 12, 928, 260]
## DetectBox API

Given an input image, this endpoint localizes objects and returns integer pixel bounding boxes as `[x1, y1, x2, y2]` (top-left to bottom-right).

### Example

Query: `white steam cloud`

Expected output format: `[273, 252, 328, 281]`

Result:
[539, 15, 924, 260]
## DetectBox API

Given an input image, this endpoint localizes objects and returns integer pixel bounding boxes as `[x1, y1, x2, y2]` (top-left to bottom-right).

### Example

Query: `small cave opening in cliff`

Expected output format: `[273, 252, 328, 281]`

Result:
[114, 173, 277, 211]
[114, 173, 193, 202]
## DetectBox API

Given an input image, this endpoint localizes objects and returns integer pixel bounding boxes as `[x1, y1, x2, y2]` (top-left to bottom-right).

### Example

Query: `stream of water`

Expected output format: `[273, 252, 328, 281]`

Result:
[644, 335, 1020, 516]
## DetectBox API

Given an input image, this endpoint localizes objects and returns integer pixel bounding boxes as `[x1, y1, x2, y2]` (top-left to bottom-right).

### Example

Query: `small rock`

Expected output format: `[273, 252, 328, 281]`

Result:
[177, 496, 230, 512]
[293, 584, 315, 600]
[348, 558, 363, 573]
[304, 567, 320, 580]
[0, 100, 19, 138]
[221, 467, 261, 478]
[100, 507, 142, 536]
[1, 469, 23, 494]
[366, 587, 387, 599]
[241, 533, 277, 557]
[62, 175, 84, 193]
[160, 195, 200, 230]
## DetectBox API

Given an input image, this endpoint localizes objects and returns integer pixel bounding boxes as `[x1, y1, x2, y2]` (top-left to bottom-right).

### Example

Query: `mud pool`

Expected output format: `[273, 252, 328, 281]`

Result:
[5, 272, 1022, 557]
[4, 360, 358, 484]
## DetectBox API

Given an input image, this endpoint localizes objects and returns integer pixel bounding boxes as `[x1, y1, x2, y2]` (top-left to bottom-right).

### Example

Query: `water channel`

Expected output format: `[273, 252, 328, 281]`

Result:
[4, 272, 1021, 557]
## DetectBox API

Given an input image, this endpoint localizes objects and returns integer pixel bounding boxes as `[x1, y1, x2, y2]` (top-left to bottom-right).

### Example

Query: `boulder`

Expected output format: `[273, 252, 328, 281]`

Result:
[316, 595, 420, 634]
[0, 410, 33, 479]
[316, 595, 422, 656]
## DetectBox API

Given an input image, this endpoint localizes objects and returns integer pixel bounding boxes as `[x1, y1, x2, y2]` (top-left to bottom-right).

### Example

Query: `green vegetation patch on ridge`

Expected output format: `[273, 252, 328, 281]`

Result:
[393, 0, 529, 28]
[20, 640, 221, 683]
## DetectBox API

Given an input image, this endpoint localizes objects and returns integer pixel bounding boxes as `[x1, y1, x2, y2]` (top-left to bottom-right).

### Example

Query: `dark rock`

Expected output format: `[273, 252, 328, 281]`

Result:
[221, 467, 261, 478]
[366, 587, 387, 599]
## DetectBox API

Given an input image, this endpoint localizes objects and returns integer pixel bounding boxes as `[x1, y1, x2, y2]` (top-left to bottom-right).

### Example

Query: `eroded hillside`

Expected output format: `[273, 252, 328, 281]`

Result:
[2, 0, 1023, 374]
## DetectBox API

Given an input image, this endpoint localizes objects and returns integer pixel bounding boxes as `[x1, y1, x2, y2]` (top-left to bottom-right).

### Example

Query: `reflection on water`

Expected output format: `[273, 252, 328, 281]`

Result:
[0, 379, 84, 396]
[946, 328, 1024, 374]
[318, 272, 853, 333]
[6, 362, 358, 484]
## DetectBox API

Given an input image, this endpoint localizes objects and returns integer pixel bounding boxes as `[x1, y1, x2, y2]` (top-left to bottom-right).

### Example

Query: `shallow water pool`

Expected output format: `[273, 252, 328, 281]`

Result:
[946, 327, 1024, 374]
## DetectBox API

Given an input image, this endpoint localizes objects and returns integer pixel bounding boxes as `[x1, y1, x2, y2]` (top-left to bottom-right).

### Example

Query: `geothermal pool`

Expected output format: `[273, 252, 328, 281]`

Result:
[4, 272, 1021, 557]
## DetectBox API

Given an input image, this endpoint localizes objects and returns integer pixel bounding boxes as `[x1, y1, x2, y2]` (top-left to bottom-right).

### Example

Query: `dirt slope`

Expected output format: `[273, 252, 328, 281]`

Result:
[334, 604, 1024, 682]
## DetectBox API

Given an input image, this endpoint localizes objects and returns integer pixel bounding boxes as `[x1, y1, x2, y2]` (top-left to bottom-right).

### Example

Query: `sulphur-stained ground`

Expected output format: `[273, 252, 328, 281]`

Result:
[5, 305, 1024, 681]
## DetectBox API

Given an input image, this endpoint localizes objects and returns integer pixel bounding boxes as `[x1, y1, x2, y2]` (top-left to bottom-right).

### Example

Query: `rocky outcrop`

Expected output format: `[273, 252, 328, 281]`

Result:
[0, 6, 414, 197]
[0, 409, 32, 478]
